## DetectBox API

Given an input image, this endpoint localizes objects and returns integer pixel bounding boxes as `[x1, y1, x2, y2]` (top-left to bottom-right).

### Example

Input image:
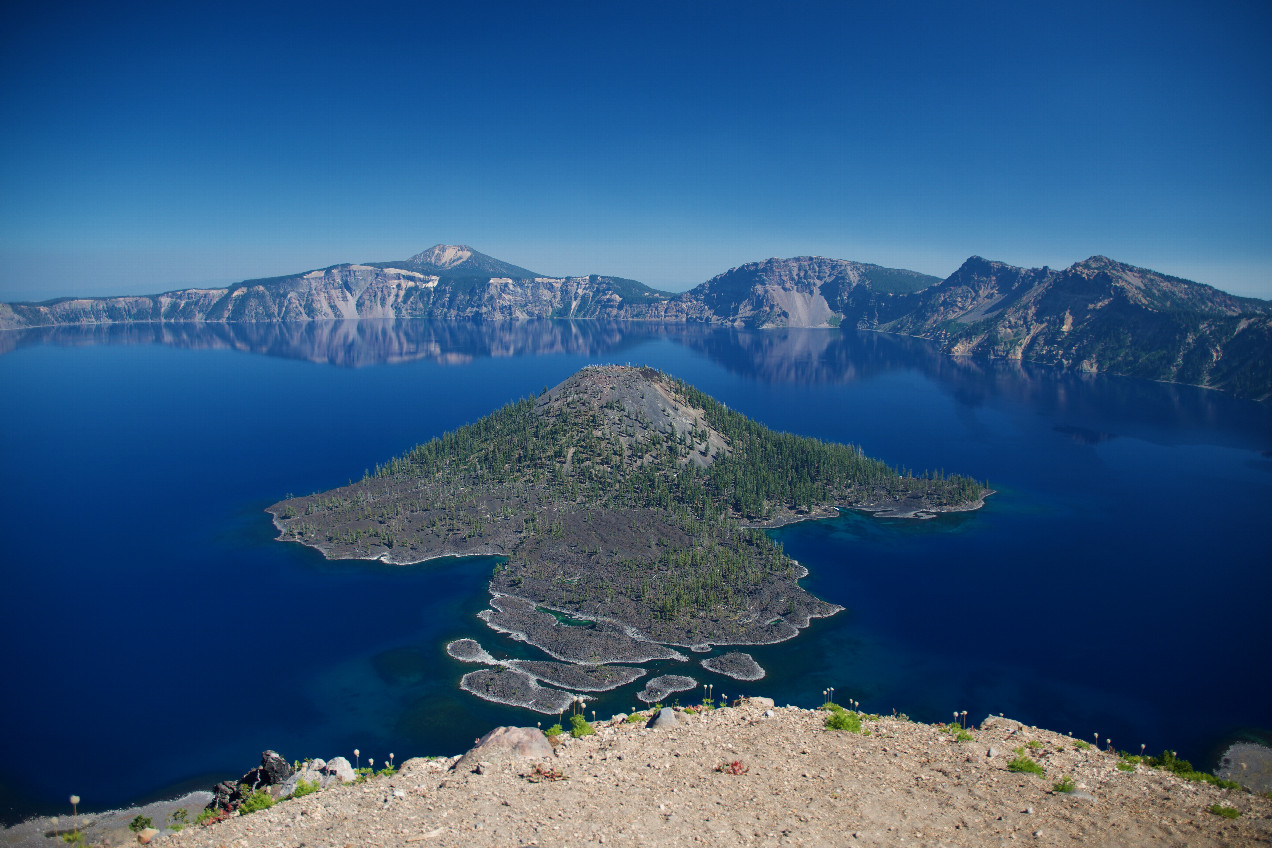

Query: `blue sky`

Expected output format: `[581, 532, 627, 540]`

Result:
[2, 0, 1269, 300]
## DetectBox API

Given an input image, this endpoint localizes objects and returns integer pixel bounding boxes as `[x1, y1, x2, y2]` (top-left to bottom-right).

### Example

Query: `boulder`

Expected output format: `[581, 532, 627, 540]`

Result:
[744, 696, 776, 709]
[454, 726, 552, 773]
[647, 707, 678, 729]
[322, 756, 357, 783]
[136, 827, 159, 844]
[240, 750, 293, 790]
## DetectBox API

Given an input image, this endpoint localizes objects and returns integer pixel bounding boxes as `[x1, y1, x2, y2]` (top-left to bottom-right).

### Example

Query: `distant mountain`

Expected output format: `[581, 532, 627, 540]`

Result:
[0, 246, 676, 328]
[385, 244, 542, 280]
[2, 245, 1268, 399]
[682, 256, 941, 329]
[868, 255, 1272, 400]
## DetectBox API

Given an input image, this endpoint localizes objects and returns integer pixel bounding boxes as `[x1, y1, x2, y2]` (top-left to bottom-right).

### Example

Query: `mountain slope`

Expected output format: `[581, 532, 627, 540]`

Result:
[876, 256, 1272, 400]
[0, 247, 674, 329]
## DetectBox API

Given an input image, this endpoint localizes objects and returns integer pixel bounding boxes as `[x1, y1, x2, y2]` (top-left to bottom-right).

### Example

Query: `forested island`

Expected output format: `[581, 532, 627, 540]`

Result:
[269, 365, 989, 709]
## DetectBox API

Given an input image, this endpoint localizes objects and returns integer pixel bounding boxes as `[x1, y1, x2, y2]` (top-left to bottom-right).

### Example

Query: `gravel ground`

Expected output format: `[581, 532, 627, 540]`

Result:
[147, 700, 1270, 848]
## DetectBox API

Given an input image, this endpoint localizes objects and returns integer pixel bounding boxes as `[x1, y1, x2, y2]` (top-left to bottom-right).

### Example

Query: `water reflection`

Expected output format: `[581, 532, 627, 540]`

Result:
[5, 318, 1267, 447]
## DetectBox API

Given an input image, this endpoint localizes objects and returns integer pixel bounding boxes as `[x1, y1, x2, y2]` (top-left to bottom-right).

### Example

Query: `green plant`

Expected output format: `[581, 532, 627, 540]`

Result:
[60, 831, 84, 845]
[129, 815, 153, 833]
[1143, 750, 1242, 790]
[1012, 746, 1025, 755]
[824, 710, 862, 733]
[625, 712, 643, 723]
[170, 810, 188, 824]
[1025, 740, 1042, 750]
[545, 723, 564, 737]
[238, 790, 276, 815]
[1209, 804, 1241, 819]
[715, 759, 747, 775]
[291, 778, 321, 798]
[821, 702, 843, 712]
[376, 764, 398, 776]
[1053, 776, 1076, 793]
[524, 763, 566, 782]
[194, 809, 219, 826]
[1117, 760, 1135, 772]
[684, 706, 698, 714]
[569, 714, 595, 738]
[1074, 740, 1091, 750]
[1007, 757, 1045, 777]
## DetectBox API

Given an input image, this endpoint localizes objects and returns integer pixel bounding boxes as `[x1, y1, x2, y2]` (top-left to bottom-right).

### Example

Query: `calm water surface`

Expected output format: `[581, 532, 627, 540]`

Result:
[1, 320, 1269, 822]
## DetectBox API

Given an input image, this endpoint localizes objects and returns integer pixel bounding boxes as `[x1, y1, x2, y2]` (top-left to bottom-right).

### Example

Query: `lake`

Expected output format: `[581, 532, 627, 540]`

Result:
[1, 319, 1269, 823]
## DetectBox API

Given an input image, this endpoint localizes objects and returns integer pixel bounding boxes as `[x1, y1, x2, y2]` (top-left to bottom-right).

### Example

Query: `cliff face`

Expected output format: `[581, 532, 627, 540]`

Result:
[4, 245, 1269, 399]
[876, 256, 1272, 400]
[0, 265, 675, 328]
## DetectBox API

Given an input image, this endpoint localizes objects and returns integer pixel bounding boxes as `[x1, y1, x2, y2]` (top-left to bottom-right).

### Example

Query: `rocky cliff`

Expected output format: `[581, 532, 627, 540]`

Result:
[4, 245, 1269, 399]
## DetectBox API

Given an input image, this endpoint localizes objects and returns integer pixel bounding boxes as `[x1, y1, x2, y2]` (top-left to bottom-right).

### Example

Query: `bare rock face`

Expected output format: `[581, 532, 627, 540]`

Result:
[454, 726, 553, 773]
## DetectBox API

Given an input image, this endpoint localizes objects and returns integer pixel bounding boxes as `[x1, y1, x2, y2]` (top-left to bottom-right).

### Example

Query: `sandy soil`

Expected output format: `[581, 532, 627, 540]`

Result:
[135, 700, 1272, 847]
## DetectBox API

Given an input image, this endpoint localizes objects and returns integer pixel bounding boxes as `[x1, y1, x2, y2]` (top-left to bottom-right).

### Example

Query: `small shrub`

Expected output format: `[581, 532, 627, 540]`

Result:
[569, 714, 595, 738]
[1117, 760, 1135, 772]
[194, 808, 219, 826]
[238, 790, 276, 815]
[1074, 740, 1091, 750]
[1025, 740, 1042, 750]
[625, 713, 643, 724]
[128, 815, 153, 833]
[1053, 776, 1076, 793]
[60, 832, 84, 845]
[684, 706, 698, 715]
[715, 759, 747, 775]
[545, 723, 564, 737]
[825, 710, 862, 733]
[1007, 757, 1045, 777]
[291, 778, 320, 798]
[170, 810, 188, 824]
[821, 702, 844, 713]
[524, 763, 566, 782]
[376, 764, 397, 776]
[1012, 746, 1026, 755]
[1209, 804, 1241, 819]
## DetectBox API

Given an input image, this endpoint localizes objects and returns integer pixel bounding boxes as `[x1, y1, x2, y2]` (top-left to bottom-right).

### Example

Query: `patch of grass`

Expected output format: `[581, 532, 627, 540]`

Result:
[1053, 776, 1076, 793]
[1025, 740, 1042, 750]
[128, 815, 152, 833]
[1117, 760, 1136, 772]
[238, 790, 275, 815]
[1143, 750, 1243, 790]
[545, 723, 564, 737]
[825, 710, 862, 733]
[938, 722, 973, 742]
[291, 778, 321, 798]
[1012, 746, 1025, 755]
[60, 832, 84, 844]
[569, 714, 595, 738]
[1007, 757, 1045, 777]
[376, 764, 397, 776]
[1209, 804, 1241, 819]
[625, 713, 644, 724]
[1074, 740, 1091, 750]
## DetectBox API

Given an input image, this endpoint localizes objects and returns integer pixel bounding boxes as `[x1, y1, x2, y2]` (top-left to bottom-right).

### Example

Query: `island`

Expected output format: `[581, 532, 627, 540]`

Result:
[268, 365, 989, 710]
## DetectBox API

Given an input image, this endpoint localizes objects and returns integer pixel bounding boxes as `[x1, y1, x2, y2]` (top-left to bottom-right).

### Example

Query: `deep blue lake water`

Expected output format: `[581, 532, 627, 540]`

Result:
[1, 320, 1269, 823]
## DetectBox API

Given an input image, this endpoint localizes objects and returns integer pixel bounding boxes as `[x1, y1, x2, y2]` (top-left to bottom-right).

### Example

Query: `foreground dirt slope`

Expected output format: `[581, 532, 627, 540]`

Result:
[171, 701, 1269, 848]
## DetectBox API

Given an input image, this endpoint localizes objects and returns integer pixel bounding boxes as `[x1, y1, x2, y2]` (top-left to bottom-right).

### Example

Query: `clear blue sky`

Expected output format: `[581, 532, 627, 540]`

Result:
[2, 0, 1270, 301]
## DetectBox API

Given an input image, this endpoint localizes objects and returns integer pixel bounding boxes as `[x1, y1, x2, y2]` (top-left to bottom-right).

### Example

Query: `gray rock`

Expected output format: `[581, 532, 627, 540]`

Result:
[747, 696, 776, 709]
[763, 709, 775, 717]
[987, 747, 999, 758]
[322, 756, 356, 783]
[1068, 791, 1097, 802]
[647, 707, 678, 729]
[454, 726, 552, 773]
